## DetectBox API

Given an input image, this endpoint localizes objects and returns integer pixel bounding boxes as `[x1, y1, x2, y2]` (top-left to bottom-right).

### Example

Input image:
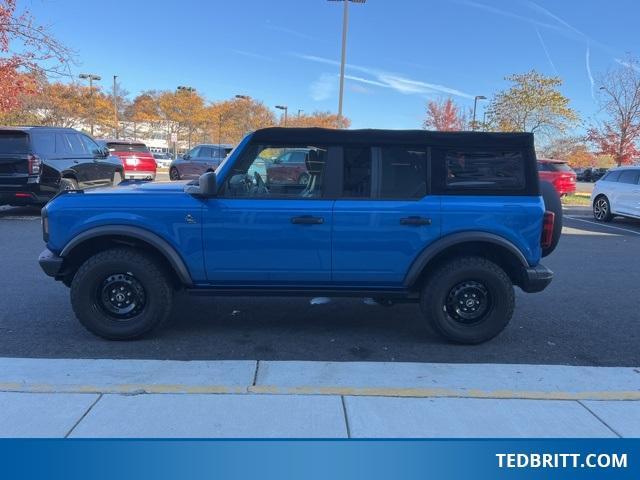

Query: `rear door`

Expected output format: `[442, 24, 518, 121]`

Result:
[615, 169, 640, 216]
[332, 146, 441, 285]
[0, 130, 30, 192]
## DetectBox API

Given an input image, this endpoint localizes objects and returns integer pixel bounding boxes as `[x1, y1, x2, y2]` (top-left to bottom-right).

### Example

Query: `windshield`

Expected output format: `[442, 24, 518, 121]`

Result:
[108, 142, 149, 153]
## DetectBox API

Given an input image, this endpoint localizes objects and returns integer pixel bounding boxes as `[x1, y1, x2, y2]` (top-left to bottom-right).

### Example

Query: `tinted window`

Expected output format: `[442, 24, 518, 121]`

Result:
[343, 147, 371, 197]
[445, 150, 525, 190]
[30, 132, 56, 155]
[107, 143, 149, 153]
[225, 144, 327, 199]
[80, 135, 100, 155]
[618, 170, 640, 185]
[66, 133, 87, 155]
[603, 171, 621, 182]
[380, 147, 427, 199]
[199, 147, 213, 159]
[0, 131, 29, 154]
[187, 147, 200, 158]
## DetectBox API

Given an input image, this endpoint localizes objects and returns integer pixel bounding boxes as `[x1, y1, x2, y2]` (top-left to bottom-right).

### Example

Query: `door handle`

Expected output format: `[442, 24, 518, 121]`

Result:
[400, 216, 432, 226]
[291, 215, 324, 225]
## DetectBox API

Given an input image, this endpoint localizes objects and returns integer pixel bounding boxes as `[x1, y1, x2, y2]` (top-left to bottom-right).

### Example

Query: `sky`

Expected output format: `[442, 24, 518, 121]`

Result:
[23, 0, 640, 131]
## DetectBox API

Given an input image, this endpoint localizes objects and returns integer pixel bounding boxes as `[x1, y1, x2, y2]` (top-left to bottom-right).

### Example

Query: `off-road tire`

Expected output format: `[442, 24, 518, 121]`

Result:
[70, 247, 173, 340]
[420, 256, 514, 344]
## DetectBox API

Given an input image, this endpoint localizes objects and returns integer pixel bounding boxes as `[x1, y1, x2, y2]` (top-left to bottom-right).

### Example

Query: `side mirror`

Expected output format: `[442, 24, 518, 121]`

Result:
[183, 154, 190, 161]
[97, 147, 110, 158]
[185, 171, 217, 198]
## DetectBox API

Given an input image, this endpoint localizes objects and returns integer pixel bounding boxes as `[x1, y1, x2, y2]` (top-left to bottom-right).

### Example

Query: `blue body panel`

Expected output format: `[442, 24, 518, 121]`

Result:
[201, 198, 333, 284]
[332, 198, 441, 285]
[45, 182, 208, 282]
[44, 132, 546, 289]
[439, 196, 544, 266]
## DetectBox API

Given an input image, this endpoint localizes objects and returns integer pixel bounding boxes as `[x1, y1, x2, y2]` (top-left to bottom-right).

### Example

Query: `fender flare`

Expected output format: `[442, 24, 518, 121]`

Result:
[403, 231, 530, 287]
[60, 225, 193, 286]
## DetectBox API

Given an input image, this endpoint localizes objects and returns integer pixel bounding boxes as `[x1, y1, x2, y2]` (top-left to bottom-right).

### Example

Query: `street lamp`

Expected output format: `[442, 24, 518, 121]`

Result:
[472, 95, 487, 131]
[113, 75, 118, 139]
[235, 94, 250, 100]
[235, 95, 251, 135]
[297, 109, 303, 118]
[79, 73, 101, 136]
[328, 0, 367, 129]
[275, 105, 288, 127]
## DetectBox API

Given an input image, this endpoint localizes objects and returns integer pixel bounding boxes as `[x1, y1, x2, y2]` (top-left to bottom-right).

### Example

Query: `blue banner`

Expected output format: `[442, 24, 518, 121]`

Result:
[1, 439, 637, 479]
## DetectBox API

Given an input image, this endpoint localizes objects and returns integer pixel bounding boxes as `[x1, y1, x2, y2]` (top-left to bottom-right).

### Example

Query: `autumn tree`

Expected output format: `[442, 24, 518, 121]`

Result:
[207, 97, 276, 145]
[156, 89, 207, 148]
[0, 0, 72, 115]
[487, 70, 578, 140]
[423, 98, 467, 131]
[285, 111, 349, 129]
[587, 57, 640, 166]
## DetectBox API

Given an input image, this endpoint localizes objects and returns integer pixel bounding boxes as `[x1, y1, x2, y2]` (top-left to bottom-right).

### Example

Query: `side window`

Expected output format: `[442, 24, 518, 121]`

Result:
[188, 147, 200, 158]
[604, 171, 621, 182]
[224, 144, 327, 199]
[444, 150, 525, 191]
[65, 133, 88, 155]
[30, 132, 56, 155]
[618, 170, 640, 184]
[343, 147, 372, 198]
[380, 147, 427, 199]
[199, 147, 212, 160]
[55, 133, 72, 155]
[80, 135, 100, 155]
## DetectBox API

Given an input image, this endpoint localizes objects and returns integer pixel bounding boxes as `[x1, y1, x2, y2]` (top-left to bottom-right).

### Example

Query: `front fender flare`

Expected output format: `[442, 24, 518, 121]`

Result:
[60, 225, 193, 286]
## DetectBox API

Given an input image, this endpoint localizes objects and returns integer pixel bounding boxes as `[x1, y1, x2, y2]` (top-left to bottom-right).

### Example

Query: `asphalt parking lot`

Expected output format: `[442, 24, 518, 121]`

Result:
[0, 203, 639, 367]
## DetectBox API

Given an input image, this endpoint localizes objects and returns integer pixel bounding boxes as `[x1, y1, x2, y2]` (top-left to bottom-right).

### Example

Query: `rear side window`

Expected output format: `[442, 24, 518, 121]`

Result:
[380, 147, 427, 199]
[343, 147, 372, 198]
[199, 147, 213, 158]
[618, 170, 640, 184]
[66, 133, 87, 155]
[444, 150, 525, 191]
[31, 132, 56, 154]
[0, 131, 29, 154]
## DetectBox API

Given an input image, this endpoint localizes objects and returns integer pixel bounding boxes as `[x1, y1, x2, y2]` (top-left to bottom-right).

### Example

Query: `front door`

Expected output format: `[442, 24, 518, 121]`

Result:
[332, 146, 441, 285]
[615, 169, 640, 216]
[202, 142, 333, 284]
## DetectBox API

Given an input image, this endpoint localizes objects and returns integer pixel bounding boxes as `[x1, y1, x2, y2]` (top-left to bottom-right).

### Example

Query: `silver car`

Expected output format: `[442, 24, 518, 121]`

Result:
[169, 144, 233, 180]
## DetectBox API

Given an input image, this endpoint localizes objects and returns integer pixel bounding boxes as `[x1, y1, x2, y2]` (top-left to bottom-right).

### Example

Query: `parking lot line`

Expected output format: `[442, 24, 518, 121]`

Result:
[565, 215, 640, 236]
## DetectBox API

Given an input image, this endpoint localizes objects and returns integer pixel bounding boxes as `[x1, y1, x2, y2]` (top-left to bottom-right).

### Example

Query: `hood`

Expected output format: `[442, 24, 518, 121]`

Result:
[84, 181, 189, 195]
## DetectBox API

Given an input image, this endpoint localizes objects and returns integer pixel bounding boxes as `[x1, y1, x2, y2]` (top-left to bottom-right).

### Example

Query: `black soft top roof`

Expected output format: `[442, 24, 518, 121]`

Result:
[250, 127, 534, 149]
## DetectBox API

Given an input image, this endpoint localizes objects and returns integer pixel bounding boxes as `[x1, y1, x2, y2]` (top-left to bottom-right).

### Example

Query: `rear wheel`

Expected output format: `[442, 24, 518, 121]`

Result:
[593, 195, 613, 222]
[169, 168, 180, 181]
[70, 248, 173, 340]
[420, 256, 514, 344]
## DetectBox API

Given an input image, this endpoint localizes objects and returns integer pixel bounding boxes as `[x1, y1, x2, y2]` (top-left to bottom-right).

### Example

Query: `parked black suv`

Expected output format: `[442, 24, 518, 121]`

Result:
[0, 126, 124, 206]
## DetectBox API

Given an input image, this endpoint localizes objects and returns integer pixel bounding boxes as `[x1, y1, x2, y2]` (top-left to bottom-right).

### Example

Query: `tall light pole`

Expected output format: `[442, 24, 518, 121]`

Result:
[177, 86, 196, 148]
[472, 95, 486, 131]
[275, 105, 288, 127]
[297, 109, 303, 118]
[328, 0, 366, 129]
[113, 75, 118, 139]
[79, 73, 101, 136]
[235, 95, 251, 135]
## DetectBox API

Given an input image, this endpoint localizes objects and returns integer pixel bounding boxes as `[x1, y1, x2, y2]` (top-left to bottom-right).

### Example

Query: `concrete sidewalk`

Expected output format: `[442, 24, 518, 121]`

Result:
[0, 358, 638, 438]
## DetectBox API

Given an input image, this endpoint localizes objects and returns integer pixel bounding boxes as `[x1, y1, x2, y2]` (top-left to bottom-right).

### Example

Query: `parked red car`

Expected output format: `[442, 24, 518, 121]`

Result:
[266, 148, 311, 185]
[99, 140, 157, 181]
[537, 158, 576, 196]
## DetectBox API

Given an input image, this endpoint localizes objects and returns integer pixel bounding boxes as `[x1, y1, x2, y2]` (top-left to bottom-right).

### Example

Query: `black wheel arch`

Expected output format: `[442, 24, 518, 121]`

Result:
[404, 232, 530, 289]
[59, 226, 193, 287]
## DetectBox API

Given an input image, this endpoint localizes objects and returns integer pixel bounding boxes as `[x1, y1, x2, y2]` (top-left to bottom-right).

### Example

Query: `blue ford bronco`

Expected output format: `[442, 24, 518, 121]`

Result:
[39, 128, 561, 343]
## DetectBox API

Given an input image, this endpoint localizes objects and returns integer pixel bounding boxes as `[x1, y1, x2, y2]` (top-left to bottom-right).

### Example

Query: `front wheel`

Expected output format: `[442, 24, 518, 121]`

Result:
[70, 248, 173, 340]
[593, 195, 613, 222]
[420, 256, 514, 344]
[169, 168, 180, 181]
[113, 171, 123, 186]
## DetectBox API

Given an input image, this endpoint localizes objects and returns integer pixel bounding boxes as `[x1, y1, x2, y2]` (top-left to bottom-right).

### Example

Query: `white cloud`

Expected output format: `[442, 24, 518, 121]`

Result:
[614, 58, 640, 72]
[310, 73, 336, 101]
[586, 46, 595, 99]
[230, 49, 272, 61]
[295, 54, 473, 99]
[534, 26, 558, 75]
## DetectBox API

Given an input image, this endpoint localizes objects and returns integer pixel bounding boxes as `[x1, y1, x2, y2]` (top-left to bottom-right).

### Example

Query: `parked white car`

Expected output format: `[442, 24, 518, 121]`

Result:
[591, 167, 640, 221]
